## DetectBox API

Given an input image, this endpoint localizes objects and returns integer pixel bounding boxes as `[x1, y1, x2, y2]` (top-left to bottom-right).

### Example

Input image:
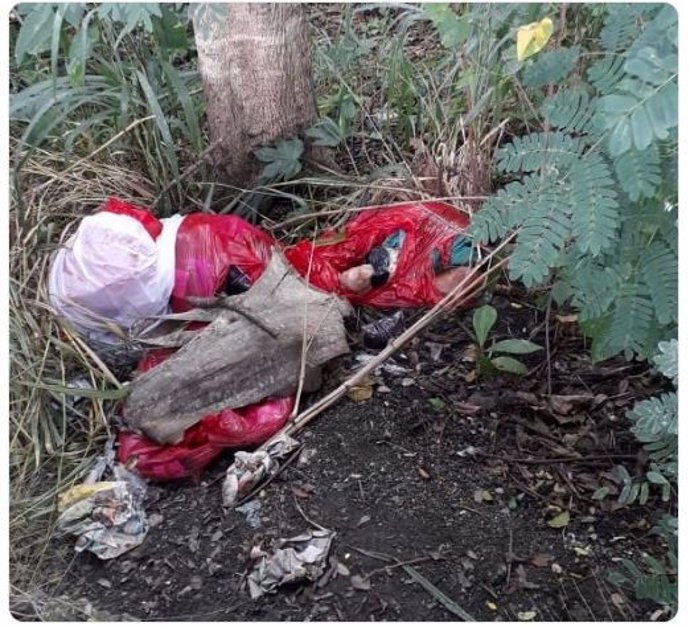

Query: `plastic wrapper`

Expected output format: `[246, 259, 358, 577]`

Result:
[283, 201, 473, 308]
[48, 198, 182, 346]
[56, 457, 148, 560]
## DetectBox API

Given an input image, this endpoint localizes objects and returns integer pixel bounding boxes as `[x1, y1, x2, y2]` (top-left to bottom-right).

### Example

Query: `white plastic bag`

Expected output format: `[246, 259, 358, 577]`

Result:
[48, 212, 183, 345]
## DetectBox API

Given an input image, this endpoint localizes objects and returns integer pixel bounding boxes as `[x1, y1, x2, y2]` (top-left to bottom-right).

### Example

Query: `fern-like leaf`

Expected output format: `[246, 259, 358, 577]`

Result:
[508, 189, 572, 287]
[521, 47, 580, 89]
[470, 173, 550, 243]
[614, 144, 662, 201]
[568, 262, 624, 321]
[569, 152, 619, 255]
[599, 4, 657, 52]
[641, 240, 677, 325]
[596, 282, 655, 358]
[598, 45, 677, 156]
[495, 132, 584, 174]
[587, 54, 626, 93]
[653, 339, 678, 386]
[541, 88, 595, 134]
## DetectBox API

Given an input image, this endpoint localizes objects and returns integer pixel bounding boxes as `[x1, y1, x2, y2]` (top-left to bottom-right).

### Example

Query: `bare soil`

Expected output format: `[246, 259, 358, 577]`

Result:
[25, 291, 672, 621]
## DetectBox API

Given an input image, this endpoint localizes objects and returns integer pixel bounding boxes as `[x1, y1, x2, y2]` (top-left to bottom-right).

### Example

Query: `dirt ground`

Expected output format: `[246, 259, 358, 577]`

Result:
[22, 291, 672, 622]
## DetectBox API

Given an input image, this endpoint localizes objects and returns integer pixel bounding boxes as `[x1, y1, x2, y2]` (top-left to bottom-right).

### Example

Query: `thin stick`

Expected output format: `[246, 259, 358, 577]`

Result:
[402, 565, 476, 621]
[257, 235, 515, 451]
[545, 290, 554, 398]
[34, 116, 156, 192]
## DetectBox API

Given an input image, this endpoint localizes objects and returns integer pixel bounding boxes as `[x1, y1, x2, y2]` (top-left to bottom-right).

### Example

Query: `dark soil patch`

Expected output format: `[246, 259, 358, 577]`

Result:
[30, 290, 672, 621]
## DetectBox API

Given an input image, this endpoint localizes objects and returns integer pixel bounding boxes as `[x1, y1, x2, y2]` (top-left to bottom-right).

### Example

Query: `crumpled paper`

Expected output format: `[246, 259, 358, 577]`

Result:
[247, 529, 336, 599]
[56, 441, 149, 560]
[222, 434, 299, 507]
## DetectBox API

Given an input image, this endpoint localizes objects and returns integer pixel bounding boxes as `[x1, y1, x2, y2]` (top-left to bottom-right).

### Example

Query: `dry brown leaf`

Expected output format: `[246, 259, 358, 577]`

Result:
[530, 553, 555, 568]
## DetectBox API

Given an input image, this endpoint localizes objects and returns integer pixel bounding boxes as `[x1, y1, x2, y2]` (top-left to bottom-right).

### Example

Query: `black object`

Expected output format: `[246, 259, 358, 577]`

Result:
[365, 246, 391, 288]
[223, 265, 253, 295]
[362, 310, 406, 349]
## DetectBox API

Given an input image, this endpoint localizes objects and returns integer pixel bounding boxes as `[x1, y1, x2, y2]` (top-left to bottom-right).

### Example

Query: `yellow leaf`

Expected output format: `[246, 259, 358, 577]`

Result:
[547, 510, 570, 528]
[516, 17, 554, 62]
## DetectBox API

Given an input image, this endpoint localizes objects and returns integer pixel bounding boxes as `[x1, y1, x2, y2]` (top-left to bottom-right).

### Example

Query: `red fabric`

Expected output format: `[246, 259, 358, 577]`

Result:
[283, 201, 471, 308]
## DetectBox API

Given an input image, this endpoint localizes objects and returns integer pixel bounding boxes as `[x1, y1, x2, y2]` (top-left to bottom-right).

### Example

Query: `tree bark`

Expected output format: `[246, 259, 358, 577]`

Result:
[193, 3, 317, 186]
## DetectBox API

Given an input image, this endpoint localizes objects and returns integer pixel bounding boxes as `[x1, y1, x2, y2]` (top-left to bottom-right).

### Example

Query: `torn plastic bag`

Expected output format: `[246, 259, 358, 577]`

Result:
[56, 450, 148, 559]
[48, 198, 182, 347]
[117, 397, 293, 482]
[222, 434, 300, 507]
[117, 347, 294, 481]
[283, 201, 473, 308]
[171, 213, 274, 312]
[247, 528, 336, 599]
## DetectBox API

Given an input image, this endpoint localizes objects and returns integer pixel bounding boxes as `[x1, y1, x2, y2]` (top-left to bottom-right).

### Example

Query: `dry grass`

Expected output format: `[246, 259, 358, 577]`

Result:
[9, 142, 158, 592]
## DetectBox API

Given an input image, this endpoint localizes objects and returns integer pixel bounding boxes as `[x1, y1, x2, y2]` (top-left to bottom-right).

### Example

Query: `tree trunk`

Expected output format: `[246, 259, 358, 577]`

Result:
[193, 3, 317, 186]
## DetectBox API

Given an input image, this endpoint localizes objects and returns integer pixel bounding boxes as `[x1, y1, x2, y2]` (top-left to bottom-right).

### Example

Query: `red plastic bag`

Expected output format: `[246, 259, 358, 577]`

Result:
[118, 348, 293, 481]
[283, 201, 472, 308]
[170, 213, 274, 312]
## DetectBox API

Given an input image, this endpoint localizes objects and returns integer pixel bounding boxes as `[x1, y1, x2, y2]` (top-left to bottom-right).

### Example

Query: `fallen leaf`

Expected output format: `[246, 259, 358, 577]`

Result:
[473, 488, 493, 503]
[291, 485, 311, 499]
[573, 546, 591, 557]
[518, 611, 537, 621]
[350, 575, 371, 591]
[547, 511, 570, 528]
[337, 562, 350, 577]
[486, 601, 498, 611]
[417, 467, 431, 480]
[556, 314, 578, 324]
[610, 592, 626, 609]
[348, 384, 373, 402]
[530, 553, 555, 568]
[356, 515, 371, 527]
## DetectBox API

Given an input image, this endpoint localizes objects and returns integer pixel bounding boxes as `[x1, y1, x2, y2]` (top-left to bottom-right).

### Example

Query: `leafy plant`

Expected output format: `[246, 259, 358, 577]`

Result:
[255, 138, 305, 183]
[470, 304, 542, 376]
[592, 339, 677, 609]
[470, 4, 677, 363]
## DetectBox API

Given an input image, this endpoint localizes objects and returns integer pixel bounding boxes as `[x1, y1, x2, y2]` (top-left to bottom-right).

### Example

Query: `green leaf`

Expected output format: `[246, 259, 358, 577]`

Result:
[306, 118, 343, 147]
[592, 486, 610, 500]
[423, 4, 469, 48]
[256, 138, 304, 182]
[161, 60, 202, 152]
[491, 356, 528, 375]
[491, 339, 542, 355]
[472, 305, 497, 348]
[15, 4, 55, 65]
[136, 69, 180, 177]
[641, 241, 677, 326]
[569, 152, 619, 256]
[152, 5, 188, 50]
[653, 340, 678, 386]
[547, 510, 570, 528]
[646, 471, 667, 485]
[521, 47, 580, 88]
[614, 145, 662, 202]
[68, 14, 97, 88]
